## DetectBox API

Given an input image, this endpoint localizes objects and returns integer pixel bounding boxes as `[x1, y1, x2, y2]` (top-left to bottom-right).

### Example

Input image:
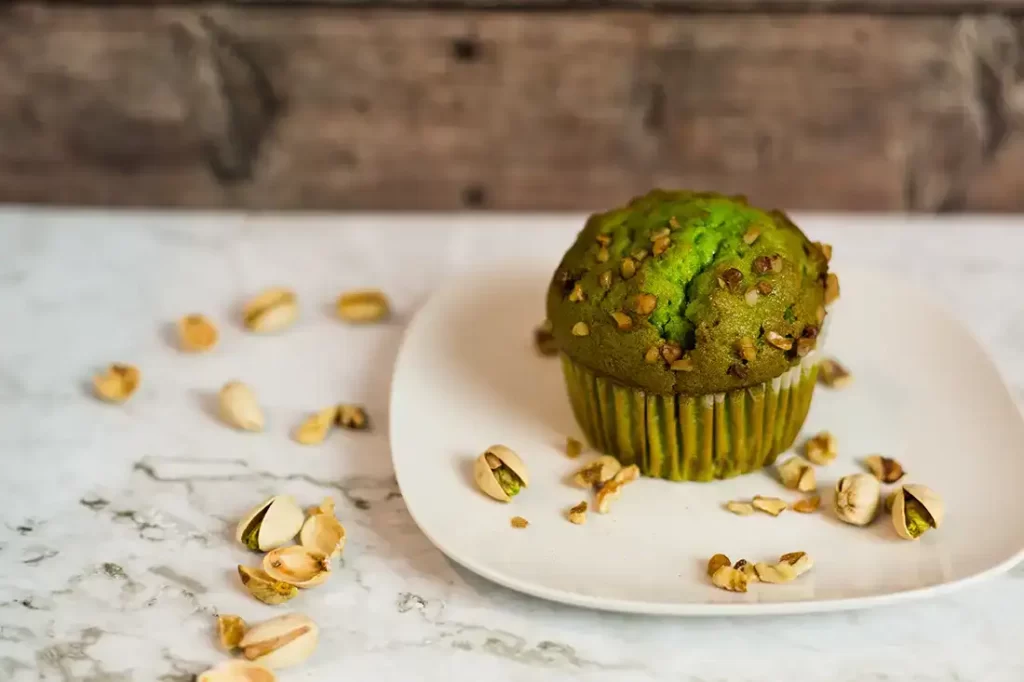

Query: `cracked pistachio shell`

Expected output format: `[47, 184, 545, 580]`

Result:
[198, 660, 277, 682]
[239, 613, 319, 669]
[243, 287, 298, 334]
[833, 473, 881, 526]
[473, 445, 529, 502]
[891, 484, 945, 540]
[263, 546, 332, 588]
[299, 512, 346, 557]
[237, 566, 299, 605]
[235, 495, 305, 552]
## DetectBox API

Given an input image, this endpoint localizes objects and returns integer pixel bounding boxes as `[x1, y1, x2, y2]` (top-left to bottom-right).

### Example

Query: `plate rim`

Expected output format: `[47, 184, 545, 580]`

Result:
[389, 266, 1024, 616]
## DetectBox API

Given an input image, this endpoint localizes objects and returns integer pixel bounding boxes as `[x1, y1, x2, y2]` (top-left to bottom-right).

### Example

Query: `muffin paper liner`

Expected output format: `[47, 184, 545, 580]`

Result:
[561, 354, 821, 481]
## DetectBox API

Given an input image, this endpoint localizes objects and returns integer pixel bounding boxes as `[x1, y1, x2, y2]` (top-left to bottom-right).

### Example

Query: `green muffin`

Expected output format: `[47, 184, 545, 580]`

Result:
[547, 190, 836, 481]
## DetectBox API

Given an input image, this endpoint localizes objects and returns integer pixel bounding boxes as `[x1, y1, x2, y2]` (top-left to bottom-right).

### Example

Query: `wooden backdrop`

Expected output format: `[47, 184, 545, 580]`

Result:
[1, 2, 1024, 211]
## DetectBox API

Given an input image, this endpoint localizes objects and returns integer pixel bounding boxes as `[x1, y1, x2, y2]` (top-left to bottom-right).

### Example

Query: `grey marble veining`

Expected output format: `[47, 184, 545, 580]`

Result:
[0, 211, 1022, 681]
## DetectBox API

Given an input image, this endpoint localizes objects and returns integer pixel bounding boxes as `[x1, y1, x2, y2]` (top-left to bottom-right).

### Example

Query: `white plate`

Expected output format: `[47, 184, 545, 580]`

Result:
[390, 265, 1024, 615]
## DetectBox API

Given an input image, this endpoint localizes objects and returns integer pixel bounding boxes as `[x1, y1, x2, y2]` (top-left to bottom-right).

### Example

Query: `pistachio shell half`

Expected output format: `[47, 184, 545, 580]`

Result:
[293, 407, 338, 445]
[474, 445, 529, 502]
[237, 566, 300, 605]
[239, 613, 319, 669]
[263, 546, 331, 588]
[219, 381, 264, 432]
[235, 495, 305, 552]
[198, 660, 277, 682]
[243, 287, 298, 334]
[891, 484, 944, 540]
[299, 512, 346, 557]
[336, 289, 390, 323]
[93, 364, 141, 403]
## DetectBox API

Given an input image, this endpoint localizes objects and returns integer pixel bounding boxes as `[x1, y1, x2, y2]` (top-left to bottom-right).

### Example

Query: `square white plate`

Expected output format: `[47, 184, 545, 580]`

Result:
[390, 265, 1024, 615]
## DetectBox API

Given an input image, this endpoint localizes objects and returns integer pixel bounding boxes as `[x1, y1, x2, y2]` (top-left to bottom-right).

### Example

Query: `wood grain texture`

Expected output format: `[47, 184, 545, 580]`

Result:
[1, 5, 1023, 211]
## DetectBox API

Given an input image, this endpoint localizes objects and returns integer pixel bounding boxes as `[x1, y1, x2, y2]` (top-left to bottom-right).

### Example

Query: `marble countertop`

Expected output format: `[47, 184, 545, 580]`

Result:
[1, 211, 1022, 682]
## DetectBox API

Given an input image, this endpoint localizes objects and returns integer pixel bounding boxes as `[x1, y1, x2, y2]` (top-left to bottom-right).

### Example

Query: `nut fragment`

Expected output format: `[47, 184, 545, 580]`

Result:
[631, 249, 648, 262]
[804, 431, 837, 465]
[299, 510, 346, 558]
[235, 495, 305, 552]
[777, 457, 817, 492]
[791, 495, 821, 513]
[218, 614, 247, 650]
[707, 553, 732, 577]
[736, 337, 757, 362]
[644, 346, 661, 364]
[596, 246, 610, 263]
[779, 551, 814, 577]
[475, 445, 529, 502]
[734, 559, 759, 581]
[743, 226, 761, 244]
[816, 242, 833, 262]
[727, 363, 749, 380]
[752, 254, 782, 274]
[293, 407, 338, 445]
[620, 258, 637, 279]
[752, 496, 787, 516]
[534, 320, 558, 356]
[510, 516, 529, 529]
[652, 236, 671, 256]
[263, 546, 332, 588]
[711, 565, 749, 592]
[795, 335, 816, 357]
[819, 358, 853, 388]
[598, 270, 613, 290]
[753, 561, 798, 584]
[744, 288, 760, 306]
[865, 455, 905, 483]
[197, 660, 277, 682]
[92, 364, 141, 403]
[595, 234, 611, 246]
[239, 613, 319, 669]
[660, 342, 683, 364]
[178, 314, 219, 352]
[824, 273, 840, 304]
[765, 331, 793, 351]
[725, 501, 755, 516]
[244, 288, 298, 333]
[237, 566, 299, 605]
[571, 322, 590, 337]
[219, 381, 264, 432]
[595, 464, 639, 513]
[834, 473, 881, 526]
[668, 216, 681, 230]
[721, 268, 744, 292]
[610, 311, 633, 330]
[567, 501, 588, 525]
[565, 437, 583, 459]
[336, 404, 370, 431]
[891, 484, 944, 540]
[633, 293, 657, 315]
[572, 455, 621, 488]
[671, 356, 695, 372]
[568, 283, 585, 303]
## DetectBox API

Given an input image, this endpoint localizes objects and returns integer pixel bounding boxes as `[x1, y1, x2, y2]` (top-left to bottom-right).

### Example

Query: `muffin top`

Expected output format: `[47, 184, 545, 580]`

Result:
[546, 190, 834, 395]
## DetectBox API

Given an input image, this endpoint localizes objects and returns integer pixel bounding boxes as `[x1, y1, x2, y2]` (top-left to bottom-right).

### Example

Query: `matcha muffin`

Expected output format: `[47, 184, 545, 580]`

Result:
[547, 190, 837, 481]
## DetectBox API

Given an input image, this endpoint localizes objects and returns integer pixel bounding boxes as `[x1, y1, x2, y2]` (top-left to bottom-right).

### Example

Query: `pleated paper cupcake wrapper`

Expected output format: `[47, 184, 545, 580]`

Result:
[561, 354, 821, 481]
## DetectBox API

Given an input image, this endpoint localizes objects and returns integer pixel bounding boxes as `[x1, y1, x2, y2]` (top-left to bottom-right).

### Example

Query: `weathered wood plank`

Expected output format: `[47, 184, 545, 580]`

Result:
[1, 5, 1022, 211]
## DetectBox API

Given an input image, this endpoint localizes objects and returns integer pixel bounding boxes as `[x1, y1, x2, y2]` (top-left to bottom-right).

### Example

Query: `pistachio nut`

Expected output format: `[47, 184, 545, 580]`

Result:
[725, 501, 755, 516]
[219, 381, 264, 432]
[534, 320, 559, 356]
[178, 314, 218, 352]
[567, 501, 587, 525]
[510, 516, 529, 529]
[237, 566, 299, 605]
[565, 437, 583, 459]
[733, 559, 759, 581]
[336, 404, 370, 430]
[818, 358, 852, 388]
[891, 484, 944, 540]
[293, 407, 338, 445]
[336, 289, 390, 323]
[197, 660, 277, 682]
[804, 431, 837, 465]
[710, 565, 748, 592]
[218, 614, 247, 650]
[752, 496, 787, 517]
[474, 445, 529, 502]
[595, 464, 639, 513]
[299, 511, 346, 558]
[865, 455, 905, 483]
[263, 546, 332, 588]
[791, 495, 821, 513]
[243, 287, 298, 333]
[235, 495, 305, 552]
[834, 473, 881, 526]
[707, 553, 732, 578]
[92, 363, 141, 403]
[571, 455, 621, 488]
[777, 457, 817, 492]
[239, 613, 319, 669]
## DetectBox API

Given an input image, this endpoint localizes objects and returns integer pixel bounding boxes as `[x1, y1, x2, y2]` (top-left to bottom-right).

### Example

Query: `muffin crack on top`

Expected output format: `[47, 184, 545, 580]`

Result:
[547, 190, 831, 396]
